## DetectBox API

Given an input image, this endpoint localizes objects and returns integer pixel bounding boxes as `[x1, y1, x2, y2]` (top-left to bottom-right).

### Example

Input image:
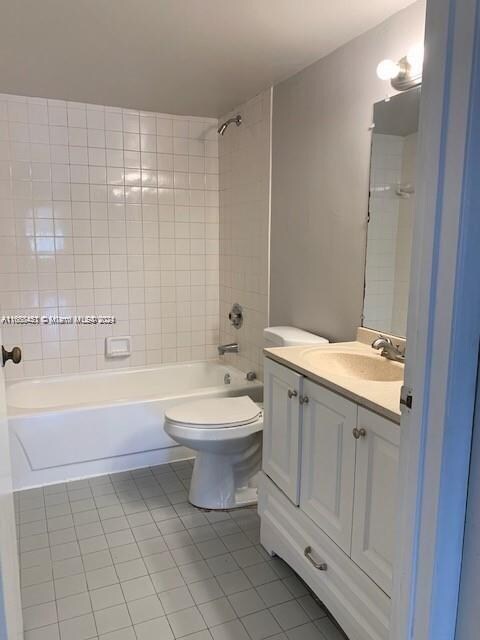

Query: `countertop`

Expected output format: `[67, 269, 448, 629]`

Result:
[264, 340, 403, 424]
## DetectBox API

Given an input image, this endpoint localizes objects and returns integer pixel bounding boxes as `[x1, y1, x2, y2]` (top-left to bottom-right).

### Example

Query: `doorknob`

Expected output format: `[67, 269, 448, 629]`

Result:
[2, 345, 22, 367]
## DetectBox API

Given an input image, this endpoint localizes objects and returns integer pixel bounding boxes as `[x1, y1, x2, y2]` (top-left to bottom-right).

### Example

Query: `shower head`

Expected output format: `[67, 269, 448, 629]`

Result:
[218, 114, 242, 135]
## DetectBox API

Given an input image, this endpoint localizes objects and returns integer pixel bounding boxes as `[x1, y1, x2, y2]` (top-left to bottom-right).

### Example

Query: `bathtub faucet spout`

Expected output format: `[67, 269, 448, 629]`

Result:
[218, 343, 239, 356]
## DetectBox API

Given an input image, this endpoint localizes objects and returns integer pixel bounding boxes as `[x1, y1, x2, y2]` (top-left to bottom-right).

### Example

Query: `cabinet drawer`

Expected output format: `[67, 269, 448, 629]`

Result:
[259, 473, 390, 640]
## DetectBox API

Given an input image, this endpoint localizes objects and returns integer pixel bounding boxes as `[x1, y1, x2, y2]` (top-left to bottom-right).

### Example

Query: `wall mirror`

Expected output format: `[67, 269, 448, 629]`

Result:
[363, 86, 420, 337]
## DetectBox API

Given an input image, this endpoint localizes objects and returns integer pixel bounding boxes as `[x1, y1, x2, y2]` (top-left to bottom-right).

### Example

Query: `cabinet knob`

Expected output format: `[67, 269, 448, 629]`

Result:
[299, 395, 309, 405]
[352, 427, 367, 439]
[304, 546, 327, 571]
[287, 389, 298, 399]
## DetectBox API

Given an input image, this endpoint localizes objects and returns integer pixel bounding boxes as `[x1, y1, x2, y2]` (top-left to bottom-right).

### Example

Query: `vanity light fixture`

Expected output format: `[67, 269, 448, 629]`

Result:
[376, 43, 424, 91]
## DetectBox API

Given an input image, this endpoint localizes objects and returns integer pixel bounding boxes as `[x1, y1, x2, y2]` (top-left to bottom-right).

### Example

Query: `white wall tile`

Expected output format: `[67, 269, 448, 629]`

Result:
[0, 93, 219, 378]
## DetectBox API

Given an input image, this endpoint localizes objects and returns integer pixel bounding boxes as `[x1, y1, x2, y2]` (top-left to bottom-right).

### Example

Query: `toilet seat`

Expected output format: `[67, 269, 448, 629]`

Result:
[165, 396, 262, 429]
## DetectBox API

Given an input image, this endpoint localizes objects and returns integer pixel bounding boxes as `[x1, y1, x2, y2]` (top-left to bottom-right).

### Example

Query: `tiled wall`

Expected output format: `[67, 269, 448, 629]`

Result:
[0, 93, 220, 379]
[391, 132, 416, 336]
[218, 89, 272, 378]
[364, 132, 415, 336]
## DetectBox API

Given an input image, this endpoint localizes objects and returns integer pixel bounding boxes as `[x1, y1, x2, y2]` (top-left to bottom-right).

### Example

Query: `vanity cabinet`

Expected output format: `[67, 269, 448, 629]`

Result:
[262, 359, 303, 504]
[260, 357, 400, 640]
[351, 407, 400, 594]
[300, 379, 356, 554]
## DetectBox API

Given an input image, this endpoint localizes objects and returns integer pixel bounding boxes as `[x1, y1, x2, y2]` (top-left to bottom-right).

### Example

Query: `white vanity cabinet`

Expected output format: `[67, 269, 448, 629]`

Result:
[351, 407, 400, 594]
[262, 359, 303, 504]
[300, 379, 356, 554]
[260, 356, 400, 640]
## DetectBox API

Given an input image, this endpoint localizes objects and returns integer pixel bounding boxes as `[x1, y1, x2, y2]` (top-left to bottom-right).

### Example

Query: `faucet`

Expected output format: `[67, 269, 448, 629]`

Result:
[218, 343, 239, 356]
[371, 336, 405, 363]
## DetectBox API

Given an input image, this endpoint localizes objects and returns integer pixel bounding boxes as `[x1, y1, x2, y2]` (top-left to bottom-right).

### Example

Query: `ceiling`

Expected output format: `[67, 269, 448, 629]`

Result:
[0, 0, 415, 118]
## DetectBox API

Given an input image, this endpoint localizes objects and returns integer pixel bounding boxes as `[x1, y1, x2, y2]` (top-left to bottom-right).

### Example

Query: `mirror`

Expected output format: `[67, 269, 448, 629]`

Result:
[363, 87, 420, 337]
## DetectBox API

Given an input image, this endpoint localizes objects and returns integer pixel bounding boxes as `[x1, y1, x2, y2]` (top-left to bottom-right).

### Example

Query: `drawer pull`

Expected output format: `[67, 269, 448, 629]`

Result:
[304, 546, 327, 571]
[287, 389, 298, 399]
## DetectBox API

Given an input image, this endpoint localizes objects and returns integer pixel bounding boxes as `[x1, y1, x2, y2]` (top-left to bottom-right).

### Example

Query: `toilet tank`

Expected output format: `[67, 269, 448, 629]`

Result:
[263, 326, 329, 348]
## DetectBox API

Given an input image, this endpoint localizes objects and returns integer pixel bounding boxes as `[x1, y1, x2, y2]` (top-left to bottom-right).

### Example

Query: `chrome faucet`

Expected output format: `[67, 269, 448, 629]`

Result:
[218, 343, 239, 356]
[371, 336, 405, 363]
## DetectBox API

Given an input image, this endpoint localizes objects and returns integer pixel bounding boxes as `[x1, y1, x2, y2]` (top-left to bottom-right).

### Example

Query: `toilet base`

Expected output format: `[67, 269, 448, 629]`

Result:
[190, 486, 258, 511]
[187, 436, 262, 510]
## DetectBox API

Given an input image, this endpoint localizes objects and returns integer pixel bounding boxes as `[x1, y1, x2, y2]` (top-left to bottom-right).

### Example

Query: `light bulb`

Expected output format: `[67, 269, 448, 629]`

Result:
[376, 59, 400, 81]
[407, 43, 424, 75]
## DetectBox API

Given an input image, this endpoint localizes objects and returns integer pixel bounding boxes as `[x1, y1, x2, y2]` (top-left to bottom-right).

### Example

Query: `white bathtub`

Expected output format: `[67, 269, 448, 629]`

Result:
[7, 361, 263, 490]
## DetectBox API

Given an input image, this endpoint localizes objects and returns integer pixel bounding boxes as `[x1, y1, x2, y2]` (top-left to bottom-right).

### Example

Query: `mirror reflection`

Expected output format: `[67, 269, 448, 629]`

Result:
[363, 87, 420, 337]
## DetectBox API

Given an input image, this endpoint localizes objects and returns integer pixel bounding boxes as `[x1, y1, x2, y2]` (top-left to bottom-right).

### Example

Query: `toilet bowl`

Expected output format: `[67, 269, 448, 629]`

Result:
[164, 396, 263, 510]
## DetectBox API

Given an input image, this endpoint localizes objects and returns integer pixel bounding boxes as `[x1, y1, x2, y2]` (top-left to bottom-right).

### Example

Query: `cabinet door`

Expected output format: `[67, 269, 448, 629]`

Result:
[300, 380, 357, 554]
[262, 358, 303, 504]
[352, 407, 400, 596]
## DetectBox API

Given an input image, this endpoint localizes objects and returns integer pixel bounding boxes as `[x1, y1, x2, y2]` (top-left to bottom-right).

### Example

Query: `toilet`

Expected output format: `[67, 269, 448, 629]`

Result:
[164, 326, 329, 510]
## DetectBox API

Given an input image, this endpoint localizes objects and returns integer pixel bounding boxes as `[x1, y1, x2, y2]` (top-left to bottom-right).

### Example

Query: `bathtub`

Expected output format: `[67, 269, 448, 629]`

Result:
[7, 361, 263, 490]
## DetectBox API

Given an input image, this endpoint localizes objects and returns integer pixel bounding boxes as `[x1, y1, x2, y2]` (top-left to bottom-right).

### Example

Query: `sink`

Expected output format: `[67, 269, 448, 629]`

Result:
[299, 350, 404, 382]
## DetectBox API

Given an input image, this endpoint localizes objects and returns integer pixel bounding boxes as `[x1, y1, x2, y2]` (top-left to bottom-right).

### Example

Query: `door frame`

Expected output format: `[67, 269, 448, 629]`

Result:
[391, 0, 480, 638]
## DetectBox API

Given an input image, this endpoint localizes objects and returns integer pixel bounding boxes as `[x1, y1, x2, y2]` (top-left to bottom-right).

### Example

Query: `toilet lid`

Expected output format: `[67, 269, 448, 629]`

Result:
[165, 396, 261, 428]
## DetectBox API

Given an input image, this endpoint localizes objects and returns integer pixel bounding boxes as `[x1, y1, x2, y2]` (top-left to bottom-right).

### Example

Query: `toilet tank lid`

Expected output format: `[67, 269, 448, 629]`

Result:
[264, 326, 329, 347]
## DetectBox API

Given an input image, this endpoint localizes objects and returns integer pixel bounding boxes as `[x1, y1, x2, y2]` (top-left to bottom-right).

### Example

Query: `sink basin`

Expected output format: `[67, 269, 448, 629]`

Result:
[300, 350, 404, 382]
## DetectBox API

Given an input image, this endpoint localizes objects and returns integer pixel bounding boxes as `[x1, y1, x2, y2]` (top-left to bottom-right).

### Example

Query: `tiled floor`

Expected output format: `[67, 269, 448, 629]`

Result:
[14, 461, 348, 640]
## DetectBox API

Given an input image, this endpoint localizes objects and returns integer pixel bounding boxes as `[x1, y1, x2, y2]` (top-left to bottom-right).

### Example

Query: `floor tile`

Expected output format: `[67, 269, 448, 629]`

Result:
[198, 597, 236, 627]
[59, 612, 97, 640]
[94, 603, 132, 634]
[115, 558, 147, 581]
[241, 610, 282, 640]
[54, 573, 88, 599]
[188, 577, 224, 605]
[159, 585, 195, 613]
[24, 623, 60, 640]
[150, 567, 185, 593]
[314, 618, 347, 640]
[137, 536, 167, 557]
[120, 575, 155, 601]
[256, 580, 294, 607]
[134, 615, 173, 640]
[23, 601, 58, 630]
[57, 592, 92, 621]
[210, 619, 250, 640]
[22, 581, 55, 608]
[127, 595, 164, 624]
[216, 570, 251, 596]
[83, 549, 113, 572]
[167, 606, 207, 637]
[110, 543, 141, 564]
[228, 589, 266, 617]
[144, 549, 176, 573]
[206, 554, 239, 577]
[16, 461, 349, 640]
[270, 600, 310, 630]
[287, 623, 326, 640]
[242, 563, 278, 587]
[90, 584, 125, 611]
[86, 566, 118, 590]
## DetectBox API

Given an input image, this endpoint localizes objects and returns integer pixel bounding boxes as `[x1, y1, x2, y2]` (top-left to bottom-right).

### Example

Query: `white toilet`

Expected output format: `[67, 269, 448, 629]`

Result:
[164, 326, 328, 510]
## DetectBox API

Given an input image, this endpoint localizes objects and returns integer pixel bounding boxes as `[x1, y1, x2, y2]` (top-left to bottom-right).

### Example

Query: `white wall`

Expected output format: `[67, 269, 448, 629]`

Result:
[269, 0, 426, 342]
[218, 89, 272, 378]
[0, 94, 220, 378]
